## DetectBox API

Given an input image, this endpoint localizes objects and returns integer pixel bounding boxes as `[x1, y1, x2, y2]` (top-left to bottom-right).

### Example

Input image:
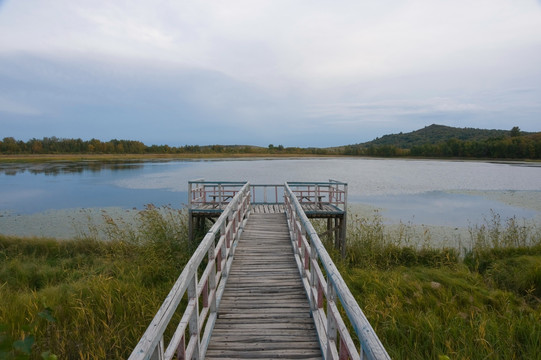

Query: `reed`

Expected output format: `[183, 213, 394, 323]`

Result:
[1, 208, 540, 359]
[339, 210, 541, 359]
[0, 205, 192, 359]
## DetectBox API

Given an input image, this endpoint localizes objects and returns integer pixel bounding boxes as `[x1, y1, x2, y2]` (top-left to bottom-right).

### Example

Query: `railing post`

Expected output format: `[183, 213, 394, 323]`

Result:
[309, 234, 318, 311]
[187, 274, 200, 360]
[301, 227, 308, 276]
[220, 219, 228, 278]
[188, 182, 194, 243]
[326, 283, 338, 360]
[208, 240, 217, 314]
[188, 182, 193, 210]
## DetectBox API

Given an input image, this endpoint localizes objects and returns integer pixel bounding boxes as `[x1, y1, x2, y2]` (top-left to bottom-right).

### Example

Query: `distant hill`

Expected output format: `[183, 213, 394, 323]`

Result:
[352, 124, 522, 149]
[335, 124, 541, 159]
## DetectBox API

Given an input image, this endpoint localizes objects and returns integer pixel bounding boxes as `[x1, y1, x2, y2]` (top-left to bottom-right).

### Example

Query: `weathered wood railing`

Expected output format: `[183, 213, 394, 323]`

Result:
[189, 180, 347, 210]
[288, 181, 347, 210]
[250, 183, 284, 204]
[129, 183, 251, 360]
[189, 180, 284, 208]
[188, 180, 246, 209]
[284, 183, 390, 360]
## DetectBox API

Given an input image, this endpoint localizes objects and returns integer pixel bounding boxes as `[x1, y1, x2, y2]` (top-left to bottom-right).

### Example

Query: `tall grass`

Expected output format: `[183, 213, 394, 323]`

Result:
[2, 206, 540, 359]
[339, 210, 541, 359]
[0, 205, 194, 359]
[340, 211, 459, 269]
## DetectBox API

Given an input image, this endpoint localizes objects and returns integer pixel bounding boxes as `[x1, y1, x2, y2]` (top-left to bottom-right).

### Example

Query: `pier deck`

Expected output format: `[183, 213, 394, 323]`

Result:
[206, 213, 322, 359]
[129, 181, 390, 360]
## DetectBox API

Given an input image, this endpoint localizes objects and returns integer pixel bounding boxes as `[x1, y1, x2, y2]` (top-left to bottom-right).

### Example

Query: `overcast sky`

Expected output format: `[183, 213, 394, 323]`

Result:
[1, 0, 540, 147]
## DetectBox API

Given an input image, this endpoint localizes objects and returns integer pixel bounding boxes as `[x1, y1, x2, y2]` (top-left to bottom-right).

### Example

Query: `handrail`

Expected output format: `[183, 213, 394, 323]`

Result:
[129, 182, 251, 360]
[188, 180, 347, 211]
[288, 181, 347, 212]
[250, 184, 284, 204]
[284, 183, 390, 360]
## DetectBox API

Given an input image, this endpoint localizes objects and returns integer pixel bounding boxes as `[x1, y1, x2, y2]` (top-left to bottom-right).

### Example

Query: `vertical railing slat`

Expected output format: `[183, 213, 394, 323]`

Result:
[129, 183, 251, 360]
[284, 183, 390, 360]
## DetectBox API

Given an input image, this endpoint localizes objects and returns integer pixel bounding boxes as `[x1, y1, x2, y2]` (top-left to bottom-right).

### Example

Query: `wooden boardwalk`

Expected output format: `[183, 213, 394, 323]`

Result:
[129, 181, 390, 360]
[206, 213, 323, 359]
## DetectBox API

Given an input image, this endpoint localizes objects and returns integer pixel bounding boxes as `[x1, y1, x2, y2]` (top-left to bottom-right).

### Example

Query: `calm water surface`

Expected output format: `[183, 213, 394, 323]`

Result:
[1, 158, 540, 228]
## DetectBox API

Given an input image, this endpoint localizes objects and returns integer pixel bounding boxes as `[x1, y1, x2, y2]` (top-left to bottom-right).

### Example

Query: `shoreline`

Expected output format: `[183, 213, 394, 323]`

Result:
[2, 153, 541, 164]
[0, 153, 339, 163]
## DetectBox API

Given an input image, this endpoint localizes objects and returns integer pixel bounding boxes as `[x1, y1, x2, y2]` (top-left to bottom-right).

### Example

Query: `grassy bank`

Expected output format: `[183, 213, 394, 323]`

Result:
[0, 206, 194, 359]
[336, 212, 541, 359]
[1, 209, 540, 359]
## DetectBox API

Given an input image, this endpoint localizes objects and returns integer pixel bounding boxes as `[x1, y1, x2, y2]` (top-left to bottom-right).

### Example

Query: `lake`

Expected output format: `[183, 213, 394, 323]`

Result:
[1, 158, 540, 238]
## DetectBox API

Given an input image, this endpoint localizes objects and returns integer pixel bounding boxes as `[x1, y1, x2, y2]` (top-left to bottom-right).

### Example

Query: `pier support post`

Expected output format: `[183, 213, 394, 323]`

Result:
[327, 218, 333, 243]
[340, 215, 347, 259]
[188, 211, 194, 243]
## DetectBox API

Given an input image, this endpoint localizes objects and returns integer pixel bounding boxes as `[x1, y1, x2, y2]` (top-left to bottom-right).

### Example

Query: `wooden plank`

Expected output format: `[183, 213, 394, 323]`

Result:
[206, 213, 322, 360]
[206, 348, 322, 357]
[207, 341, 321, 350]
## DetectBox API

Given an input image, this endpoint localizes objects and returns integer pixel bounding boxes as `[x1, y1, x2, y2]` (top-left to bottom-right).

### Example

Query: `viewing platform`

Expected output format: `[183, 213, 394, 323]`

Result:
[188, 180, 348, 255]
[129, 180, 390, 360]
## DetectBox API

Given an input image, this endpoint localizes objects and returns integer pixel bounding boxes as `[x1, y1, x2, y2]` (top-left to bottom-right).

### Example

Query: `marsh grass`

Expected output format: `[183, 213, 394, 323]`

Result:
[337, 210, 541, 359]
[1, 207, 541, 359]
[0, 205, 193, 359]
[337, 211, 459, 269]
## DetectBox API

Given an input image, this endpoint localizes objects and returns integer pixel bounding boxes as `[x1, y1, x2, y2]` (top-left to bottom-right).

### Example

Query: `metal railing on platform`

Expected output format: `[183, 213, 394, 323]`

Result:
[284, 183, 390, 360]
[129, 183, 251, 360]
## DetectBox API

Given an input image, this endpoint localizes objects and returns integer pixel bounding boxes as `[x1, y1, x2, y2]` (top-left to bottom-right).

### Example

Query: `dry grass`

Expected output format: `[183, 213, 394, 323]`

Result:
[1, 209, 540, 359]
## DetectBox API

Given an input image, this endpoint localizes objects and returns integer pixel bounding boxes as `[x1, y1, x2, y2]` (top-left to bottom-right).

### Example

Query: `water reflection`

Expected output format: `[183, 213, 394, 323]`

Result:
[1, 159, 540, 229]
[0, 161, 144, 176]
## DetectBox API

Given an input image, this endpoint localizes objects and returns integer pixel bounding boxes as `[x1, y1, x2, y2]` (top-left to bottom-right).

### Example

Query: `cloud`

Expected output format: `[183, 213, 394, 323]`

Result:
[0, 0, 540, 145]
[0, 96, 41, 116]
[305, 98, 482, 120]
[2, 0, 540, 86]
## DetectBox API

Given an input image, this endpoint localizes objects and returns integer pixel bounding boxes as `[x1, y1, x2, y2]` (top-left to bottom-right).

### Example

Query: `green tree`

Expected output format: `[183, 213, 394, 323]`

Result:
[510, 126, 521, 137]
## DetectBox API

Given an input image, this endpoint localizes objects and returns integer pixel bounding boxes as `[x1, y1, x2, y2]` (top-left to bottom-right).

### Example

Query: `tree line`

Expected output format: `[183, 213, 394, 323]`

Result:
[1, 131, 540, 159]
[342, 132, 541, 159]
[0, 137, 325, 156]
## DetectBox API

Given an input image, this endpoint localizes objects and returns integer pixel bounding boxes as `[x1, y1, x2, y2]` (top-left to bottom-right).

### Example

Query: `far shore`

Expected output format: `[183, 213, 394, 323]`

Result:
[2, 153, 541, 164]
[0, 153, 340, 163]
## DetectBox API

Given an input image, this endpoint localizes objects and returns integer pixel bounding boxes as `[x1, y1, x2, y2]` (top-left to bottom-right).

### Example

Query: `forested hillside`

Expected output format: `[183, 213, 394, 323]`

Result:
[353, 124, 524, 148]
[2, 124, 540, 159]
[342, 124, 541, 159]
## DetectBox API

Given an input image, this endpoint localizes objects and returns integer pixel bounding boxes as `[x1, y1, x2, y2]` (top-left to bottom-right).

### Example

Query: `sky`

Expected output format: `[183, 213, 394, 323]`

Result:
[1, 0, 540, 147]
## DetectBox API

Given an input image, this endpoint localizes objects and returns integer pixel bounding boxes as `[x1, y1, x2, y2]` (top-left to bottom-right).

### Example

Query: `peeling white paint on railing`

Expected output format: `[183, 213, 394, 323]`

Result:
[285, 183, 390, 360]
[128, 183, 251, 360]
